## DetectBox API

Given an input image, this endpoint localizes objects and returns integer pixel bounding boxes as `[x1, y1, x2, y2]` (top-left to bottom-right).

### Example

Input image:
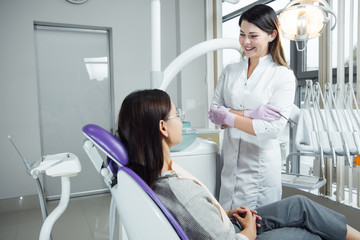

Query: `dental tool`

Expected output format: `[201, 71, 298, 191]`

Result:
[8, 135, 34, 174]
[8, 136, 52, 240]
[278, 112, 298, 125]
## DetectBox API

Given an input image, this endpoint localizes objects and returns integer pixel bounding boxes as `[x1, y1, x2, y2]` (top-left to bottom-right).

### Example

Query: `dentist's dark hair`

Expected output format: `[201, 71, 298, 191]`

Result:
[239, 4, 288, 68]
[117, 89, 172, 188]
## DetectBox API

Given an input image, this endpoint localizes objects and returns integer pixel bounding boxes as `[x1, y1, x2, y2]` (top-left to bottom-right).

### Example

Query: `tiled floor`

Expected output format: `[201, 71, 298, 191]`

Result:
[0, 193, 113, 240]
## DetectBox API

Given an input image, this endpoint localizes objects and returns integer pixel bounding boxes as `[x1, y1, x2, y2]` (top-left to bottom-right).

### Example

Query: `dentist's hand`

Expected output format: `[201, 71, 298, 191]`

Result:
[244, 104, 281, 121]
[208, 106, 236, 128]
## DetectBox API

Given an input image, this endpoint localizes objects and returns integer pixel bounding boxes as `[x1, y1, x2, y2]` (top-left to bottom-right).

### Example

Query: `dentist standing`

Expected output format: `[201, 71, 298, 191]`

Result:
[209, 4, 296, 210]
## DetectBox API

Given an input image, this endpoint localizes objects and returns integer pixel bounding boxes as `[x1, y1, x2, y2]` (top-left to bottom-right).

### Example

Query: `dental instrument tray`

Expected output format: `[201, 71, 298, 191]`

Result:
[281, 172, 326, 190]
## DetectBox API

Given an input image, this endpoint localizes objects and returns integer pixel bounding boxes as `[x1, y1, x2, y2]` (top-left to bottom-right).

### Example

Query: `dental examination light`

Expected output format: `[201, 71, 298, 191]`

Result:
[278, 0, 336, 51]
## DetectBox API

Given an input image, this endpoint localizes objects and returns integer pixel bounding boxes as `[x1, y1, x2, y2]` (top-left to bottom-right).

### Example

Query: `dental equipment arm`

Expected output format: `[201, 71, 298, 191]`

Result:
[326, 83, 352, 167]
[159, 38, 240, 90]
[34, 153, 81, 240]
[150, 0, 162, 88]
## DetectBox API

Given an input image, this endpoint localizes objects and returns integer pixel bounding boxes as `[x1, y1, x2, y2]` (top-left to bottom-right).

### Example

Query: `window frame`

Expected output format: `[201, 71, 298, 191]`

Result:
[294, 41, 358, 86]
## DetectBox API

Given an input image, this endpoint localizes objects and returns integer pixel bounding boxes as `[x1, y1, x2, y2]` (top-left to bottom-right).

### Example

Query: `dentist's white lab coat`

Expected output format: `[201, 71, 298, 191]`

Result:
[212, 54, 296, 210]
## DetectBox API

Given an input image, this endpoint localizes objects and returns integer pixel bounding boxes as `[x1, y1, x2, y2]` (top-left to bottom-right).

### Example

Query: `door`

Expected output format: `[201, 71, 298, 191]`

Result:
[35, 25, 112, 198]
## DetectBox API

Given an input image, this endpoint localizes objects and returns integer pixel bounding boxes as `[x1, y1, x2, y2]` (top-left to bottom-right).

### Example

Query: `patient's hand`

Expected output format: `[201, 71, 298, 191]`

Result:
[232, 207, 259, 240]
[227, 207, 261, 228]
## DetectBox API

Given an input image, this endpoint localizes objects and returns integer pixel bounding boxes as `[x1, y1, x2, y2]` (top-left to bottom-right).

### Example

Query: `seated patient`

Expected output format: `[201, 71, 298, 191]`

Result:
[116, 89, 360, 240]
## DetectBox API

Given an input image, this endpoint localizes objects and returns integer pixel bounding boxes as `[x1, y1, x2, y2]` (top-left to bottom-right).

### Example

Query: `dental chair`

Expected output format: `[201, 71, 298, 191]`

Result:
[82, 124, 189, 240]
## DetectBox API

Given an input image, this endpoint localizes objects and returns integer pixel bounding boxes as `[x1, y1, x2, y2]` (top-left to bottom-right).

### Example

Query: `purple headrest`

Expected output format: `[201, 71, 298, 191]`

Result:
[82, 124, 129, 166]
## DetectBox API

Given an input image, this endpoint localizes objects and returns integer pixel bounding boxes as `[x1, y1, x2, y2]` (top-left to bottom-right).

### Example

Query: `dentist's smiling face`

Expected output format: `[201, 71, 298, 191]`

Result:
[239, 20, 273, 60]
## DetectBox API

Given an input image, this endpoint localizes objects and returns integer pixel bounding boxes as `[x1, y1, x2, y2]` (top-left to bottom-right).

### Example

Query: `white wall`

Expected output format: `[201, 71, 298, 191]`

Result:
[0, 0, 206, 200]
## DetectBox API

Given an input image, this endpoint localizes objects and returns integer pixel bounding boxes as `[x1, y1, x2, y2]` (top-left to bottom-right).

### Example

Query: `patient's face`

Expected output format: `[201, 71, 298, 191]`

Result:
[166, 102, 183, 147]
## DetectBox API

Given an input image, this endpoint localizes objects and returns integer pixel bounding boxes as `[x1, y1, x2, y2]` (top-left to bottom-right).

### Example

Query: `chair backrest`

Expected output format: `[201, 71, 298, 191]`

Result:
[82, 124, 189, 240]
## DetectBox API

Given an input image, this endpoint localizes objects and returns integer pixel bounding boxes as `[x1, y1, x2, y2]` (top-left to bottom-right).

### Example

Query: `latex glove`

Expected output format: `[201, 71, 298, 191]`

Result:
[208, 106, 236, 128]
[244, 104, 281, 121]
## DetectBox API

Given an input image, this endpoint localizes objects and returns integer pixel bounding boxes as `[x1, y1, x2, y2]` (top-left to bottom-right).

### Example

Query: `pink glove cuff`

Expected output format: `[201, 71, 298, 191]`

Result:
[224, 111, 236, 128]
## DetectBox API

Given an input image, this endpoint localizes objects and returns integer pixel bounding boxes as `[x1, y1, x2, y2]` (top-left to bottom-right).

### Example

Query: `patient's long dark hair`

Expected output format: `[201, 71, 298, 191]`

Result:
[117, 89, 172, 188]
